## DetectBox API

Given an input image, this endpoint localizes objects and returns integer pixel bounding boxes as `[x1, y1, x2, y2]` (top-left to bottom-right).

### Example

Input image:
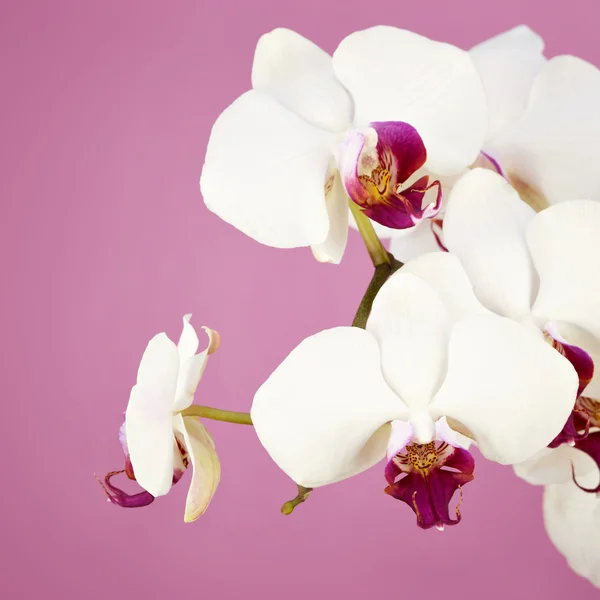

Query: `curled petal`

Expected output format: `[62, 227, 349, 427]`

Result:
[96, 470, 155, 508]
[174, 416, 221, 522]
[572, 432, 600, 493]
[251, 327, 406, 488]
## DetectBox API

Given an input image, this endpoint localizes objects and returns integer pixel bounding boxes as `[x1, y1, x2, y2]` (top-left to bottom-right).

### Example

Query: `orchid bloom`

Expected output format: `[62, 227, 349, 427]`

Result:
[251, 265, 577, 529]
[404, 168, 600, 488]
[200, 26, 487, 264]
[390, 25, 600, 261]
[98, 315, 221, 522]
[544, 474, 600, 588]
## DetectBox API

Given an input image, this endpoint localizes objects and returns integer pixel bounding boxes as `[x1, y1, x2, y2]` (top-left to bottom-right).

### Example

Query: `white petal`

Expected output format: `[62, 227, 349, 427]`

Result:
[401, 252, 492, 323]
[470, 25, 545, 144]
[388, 221, 441, 262]
[252, 28, 353, 132]
[251, 327, 406, 487]
[514, 445, 599, 486]
[431, 315, 578, 464]
[311, 168, 349, 264]
[126, 333, 179, 496]
[443, 169, 537, 319]
[201, 90, 335, 248]
[173, 320, 218, 413]
[332, 26, 487, 175]
[366, 272, 449, 415]
[544, 478, 600, 588]
[174, 415, 221, 523]
[490, 55, 600, 204]
[177, 314, 199, 362]
[529, 200, 600, 341]
[126, 384, 176, 497]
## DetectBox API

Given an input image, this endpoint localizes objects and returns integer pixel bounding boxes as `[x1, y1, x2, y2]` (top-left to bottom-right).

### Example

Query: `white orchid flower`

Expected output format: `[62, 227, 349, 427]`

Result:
[200, 27, 487, 264]
[391, 25, 600, 261]
[251, 263, 577, 529]
[403, 168, 600, 487]
[98, 315, 221, 523]
[544, 474, 600, 588]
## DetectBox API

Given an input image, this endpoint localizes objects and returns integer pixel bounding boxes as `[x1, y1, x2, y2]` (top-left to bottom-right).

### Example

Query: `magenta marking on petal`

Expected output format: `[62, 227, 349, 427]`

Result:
[431, 218, 448, 252]
[96, 470, 155, 508]
[480, 152, 505, 177]
[384, 442, 475, 530]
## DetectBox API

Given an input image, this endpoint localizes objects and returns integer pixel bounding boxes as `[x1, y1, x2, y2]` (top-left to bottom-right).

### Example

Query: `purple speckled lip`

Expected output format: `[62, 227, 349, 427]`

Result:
[384, 441, 475, 530]
[339, 121, 442, 229]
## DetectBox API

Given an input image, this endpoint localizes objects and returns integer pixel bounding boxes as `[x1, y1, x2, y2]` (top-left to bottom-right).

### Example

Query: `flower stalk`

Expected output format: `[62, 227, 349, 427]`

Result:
[181, 405, 253, 425]
[349, 201, 391, 267]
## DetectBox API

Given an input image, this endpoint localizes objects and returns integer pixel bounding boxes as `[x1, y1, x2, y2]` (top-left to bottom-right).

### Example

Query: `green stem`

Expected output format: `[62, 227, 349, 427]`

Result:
[352, 254, 403, 329]
[281, 485, 313, 515]
[349, 201, 390, 267]
[181, 405, 253, 425]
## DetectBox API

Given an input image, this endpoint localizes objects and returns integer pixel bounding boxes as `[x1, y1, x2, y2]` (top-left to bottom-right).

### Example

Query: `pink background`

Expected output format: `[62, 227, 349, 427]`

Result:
[2, 1, 599, 598]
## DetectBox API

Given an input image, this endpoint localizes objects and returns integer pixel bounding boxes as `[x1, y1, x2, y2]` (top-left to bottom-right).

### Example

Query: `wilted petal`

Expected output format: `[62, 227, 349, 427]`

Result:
[201, 90, 335, 249]
[126, 334, 179, 497]
[97, 470, 155, 508]
[251, 327, 407, 487]
[431, 315, 578, 464]
[333, 26, 487, 175]
[443, 169, 537, 319]
[529, 200, 600, 341]
[173, 415, 221, 522]
[491, 56, 600, 205]
[544, 476, 600, 588]
[470, 25, 545, 144]
[252, 28, 353, 132]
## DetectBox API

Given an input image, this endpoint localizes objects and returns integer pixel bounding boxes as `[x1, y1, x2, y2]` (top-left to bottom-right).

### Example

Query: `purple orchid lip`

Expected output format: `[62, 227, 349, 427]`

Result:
[545, 329, 594, 448]
[96, 470, 155, 508]
[384, 441, 475, 530]
[339, 121, 442, 229]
